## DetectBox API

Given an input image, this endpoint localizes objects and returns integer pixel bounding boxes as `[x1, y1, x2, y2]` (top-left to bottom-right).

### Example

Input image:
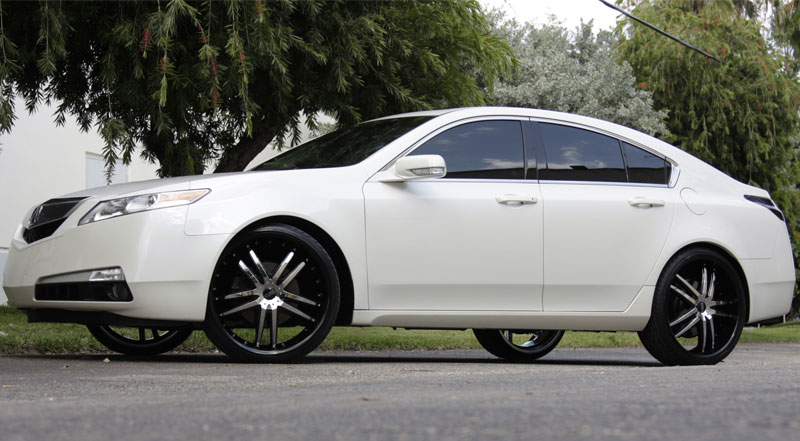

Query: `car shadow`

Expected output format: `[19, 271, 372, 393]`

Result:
[12, 350, 663, 367]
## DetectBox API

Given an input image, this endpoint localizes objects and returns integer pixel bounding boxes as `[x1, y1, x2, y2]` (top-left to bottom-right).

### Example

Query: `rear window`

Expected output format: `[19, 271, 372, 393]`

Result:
[538, 123, 626, 182]
[622, 142, 670, 184]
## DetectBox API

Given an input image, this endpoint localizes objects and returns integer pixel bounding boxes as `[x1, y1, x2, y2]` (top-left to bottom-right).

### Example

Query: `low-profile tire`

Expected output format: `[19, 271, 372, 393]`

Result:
[473, 329, 564, 361]
[639, 247, 747, 366]
[87, 325, 193, 356]
[204, 224, 340, 363]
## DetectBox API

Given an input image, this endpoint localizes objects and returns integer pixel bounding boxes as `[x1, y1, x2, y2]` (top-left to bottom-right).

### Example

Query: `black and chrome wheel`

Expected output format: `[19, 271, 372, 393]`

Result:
[639, 247, 747, 366]
[87, 325, 193, 356]
[473, 329, 564, 361]
[204, 224, 340, 363]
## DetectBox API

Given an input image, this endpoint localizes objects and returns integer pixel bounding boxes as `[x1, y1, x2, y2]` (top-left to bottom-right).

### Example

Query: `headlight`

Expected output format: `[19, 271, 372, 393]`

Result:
[78, 189, 210, 225]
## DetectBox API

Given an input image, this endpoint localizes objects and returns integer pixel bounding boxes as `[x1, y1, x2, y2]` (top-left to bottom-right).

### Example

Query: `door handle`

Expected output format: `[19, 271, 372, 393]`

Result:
[496, 194, 538, 205]
[628, 197, 665, 208]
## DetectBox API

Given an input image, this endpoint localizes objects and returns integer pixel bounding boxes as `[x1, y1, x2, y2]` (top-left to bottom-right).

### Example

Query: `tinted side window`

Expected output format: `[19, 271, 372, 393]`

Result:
[410, 120, 524, 179]
[622, 142, 669, 184]
[538, 123, 626, 182]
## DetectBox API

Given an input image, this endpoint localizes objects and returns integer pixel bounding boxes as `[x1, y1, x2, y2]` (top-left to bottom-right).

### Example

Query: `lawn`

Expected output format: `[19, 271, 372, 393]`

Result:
[0, 306, 797, 355]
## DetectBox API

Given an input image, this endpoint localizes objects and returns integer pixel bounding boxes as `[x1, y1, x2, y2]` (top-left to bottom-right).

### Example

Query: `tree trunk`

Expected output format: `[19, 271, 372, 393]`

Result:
[214, 129, 277, 173]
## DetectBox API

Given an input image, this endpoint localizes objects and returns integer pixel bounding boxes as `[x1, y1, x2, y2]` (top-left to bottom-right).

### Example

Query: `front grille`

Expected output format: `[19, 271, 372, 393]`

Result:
[22, 197, 87, 243]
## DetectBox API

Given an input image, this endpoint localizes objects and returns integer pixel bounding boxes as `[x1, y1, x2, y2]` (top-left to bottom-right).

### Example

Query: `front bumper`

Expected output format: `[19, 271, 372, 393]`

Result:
[3, 206, 229, 322]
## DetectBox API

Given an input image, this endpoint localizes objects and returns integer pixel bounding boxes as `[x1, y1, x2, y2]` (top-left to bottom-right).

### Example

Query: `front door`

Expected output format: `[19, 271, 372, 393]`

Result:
[363, 119, 545, 311]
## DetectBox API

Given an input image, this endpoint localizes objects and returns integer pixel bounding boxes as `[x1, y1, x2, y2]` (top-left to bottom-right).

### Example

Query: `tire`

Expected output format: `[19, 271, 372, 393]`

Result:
[473, 329, 564, 361]
[204, 224, 340, 363]
[87, 325, 193, 356]
[639, 247, 747, 366]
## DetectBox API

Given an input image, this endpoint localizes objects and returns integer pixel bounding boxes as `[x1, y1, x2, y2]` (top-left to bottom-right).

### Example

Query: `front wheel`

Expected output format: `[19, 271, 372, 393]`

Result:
[638, 247, 747, 366]
[473, 329, 564, 361]
[204, 224, 340, 363]
[87, 325, 193, 356]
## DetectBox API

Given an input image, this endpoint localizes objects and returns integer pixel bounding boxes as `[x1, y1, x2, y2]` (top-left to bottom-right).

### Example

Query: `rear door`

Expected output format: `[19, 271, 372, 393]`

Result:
[532, 121, 676, 312]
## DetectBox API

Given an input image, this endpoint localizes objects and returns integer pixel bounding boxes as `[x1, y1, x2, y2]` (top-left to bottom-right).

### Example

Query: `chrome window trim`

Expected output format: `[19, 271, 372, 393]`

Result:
[375, 114, 681, 187]
[403, 178, 541, 184]
[667, 161, 681, 188]
[529, 117, 665, 159]
[538, 179, 670, 188]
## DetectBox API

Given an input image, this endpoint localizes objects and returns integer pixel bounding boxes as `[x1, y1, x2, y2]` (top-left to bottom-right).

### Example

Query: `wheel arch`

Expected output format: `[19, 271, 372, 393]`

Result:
[240, 215, 355, 326]
[660, 241, 750, 323]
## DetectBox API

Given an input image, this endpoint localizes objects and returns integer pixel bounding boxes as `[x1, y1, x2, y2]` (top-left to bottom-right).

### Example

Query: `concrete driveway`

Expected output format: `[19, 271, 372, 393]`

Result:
[1, 344, 798, 441]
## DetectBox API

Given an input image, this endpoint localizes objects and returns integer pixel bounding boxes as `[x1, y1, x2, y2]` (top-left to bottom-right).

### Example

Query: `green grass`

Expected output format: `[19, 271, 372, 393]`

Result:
[0, 306, 798, 355]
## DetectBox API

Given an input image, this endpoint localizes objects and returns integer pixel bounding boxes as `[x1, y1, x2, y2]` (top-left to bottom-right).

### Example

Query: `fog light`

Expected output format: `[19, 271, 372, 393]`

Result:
[108, 284, 132, 301]
[89, 268, 125, 282]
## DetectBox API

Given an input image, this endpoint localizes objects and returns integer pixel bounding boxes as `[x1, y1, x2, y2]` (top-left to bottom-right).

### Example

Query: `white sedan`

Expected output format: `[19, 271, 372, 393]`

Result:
[3, 107, 794, 365]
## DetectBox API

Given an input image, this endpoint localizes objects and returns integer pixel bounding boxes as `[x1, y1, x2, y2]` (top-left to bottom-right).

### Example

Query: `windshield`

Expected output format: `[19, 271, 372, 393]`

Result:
[253, 116, 434, 171]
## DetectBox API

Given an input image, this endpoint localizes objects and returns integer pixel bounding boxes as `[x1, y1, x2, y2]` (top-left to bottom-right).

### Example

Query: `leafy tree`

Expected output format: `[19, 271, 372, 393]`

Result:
[488, 15, 668, 135]
[616, 0, 800, 313]
[770, 0, 800, 74]
[0, 0, 514, 176]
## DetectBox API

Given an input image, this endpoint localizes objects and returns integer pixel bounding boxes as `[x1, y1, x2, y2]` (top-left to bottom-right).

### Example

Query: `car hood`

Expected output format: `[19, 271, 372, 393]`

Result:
[60, 172, 252, 200]
[58, 166, 367, 202]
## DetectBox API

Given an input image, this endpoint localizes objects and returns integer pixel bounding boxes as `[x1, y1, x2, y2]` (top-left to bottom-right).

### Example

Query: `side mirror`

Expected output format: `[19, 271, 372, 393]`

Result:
[380, 155, 447, 182]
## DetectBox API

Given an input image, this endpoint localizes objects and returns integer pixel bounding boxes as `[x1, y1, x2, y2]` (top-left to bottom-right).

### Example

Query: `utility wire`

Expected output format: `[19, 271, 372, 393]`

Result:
[598, 0, 721, 62]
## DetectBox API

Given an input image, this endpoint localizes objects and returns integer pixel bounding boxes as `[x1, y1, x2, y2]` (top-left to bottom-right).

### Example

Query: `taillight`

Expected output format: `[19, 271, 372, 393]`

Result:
[744, 195, 784, 221]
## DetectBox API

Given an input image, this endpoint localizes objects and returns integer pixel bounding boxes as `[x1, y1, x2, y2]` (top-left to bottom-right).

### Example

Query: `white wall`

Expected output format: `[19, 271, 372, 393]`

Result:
[0, 250, 6, 304]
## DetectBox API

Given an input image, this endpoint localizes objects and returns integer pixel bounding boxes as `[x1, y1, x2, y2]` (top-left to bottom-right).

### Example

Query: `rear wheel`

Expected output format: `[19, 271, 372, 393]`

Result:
[87, 325, 192, 356]
[204, 224, 340, 363]
[639, 247, 747, 365]
[473, 329, 564, 361]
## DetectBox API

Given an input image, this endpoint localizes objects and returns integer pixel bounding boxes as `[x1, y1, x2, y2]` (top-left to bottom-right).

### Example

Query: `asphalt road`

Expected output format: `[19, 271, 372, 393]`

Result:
[1, 344, 798, 441]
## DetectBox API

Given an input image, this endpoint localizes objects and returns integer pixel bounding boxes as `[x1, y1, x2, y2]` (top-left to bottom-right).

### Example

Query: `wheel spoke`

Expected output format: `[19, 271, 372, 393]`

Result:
[151, 329, 159, 341]
[701, 267, 708, 297]
[669, 309, 697, 327]
[221, 298, 261, 316]
[283, 290, 317, 306]
[238, 261, 261, 287]
[670, 284, 696, 306]
[138, 328, 146, 342]
[675, 274, 701, 299]
[707, 271, 716, 300]
[708, 315, 716, 351]
[699, 316, 707, 353]
[710, 300, 734, 307]
[674, 315, 700, 338]
[279, 262, 306, 289]
[281, 302, 314, 322]
[271, 306, 278, 349]
[710, 309, 735, 318]
[272, 252, 294, 283]
[507, 331, 513, 343]
[224, 289, 259, 300]
[255, 306, 267, 347]
[249, 250, 269, 281]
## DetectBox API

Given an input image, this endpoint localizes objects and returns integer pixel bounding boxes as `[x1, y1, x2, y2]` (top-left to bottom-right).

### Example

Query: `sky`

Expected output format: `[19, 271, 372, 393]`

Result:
[480, 0, 623, 31]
